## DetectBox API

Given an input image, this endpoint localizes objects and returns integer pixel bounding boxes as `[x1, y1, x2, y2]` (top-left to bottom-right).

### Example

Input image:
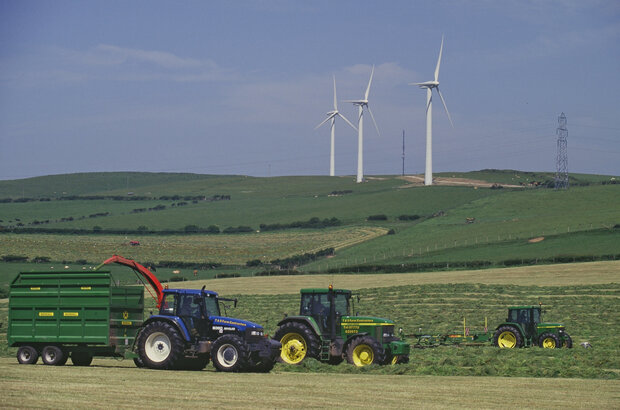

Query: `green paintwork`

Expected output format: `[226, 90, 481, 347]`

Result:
[498, 306, 571, 347]
[292, 288, 410, 361]
[7, 270, 143, 356]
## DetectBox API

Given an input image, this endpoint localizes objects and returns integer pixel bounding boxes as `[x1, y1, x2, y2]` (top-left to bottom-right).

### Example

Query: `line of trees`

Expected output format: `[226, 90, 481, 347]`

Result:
[0, 194, 232, 203]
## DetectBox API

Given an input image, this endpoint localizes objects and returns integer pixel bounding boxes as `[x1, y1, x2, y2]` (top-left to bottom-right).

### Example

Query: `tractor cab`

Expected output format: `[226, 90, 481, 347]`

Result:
[300, 287, 352, 337]
[506, 306, 541, 339]
[495, 305, 572, 349]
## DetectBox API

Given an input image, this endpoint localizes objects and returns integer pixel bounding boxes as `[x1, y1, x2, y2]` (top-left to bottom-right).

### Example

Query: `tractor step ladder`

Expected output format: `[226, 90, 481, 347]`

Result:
[320, 340, 331, 361]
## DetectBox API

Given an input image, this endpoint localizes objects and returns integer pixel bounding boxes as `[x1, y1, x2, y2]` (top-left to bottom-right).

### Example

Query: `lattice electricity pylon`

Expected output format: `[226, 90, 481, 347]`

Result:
[555, 112, 569, 190]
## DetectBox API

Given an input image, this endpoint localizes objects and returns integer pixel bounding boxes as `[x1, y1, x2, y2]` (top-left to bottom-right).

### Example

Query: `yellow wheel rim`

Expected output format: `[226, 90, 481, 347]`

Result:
[280, 333, 307, 364]
[390, 355, 398, 365]
[352, 344, 374, 367]
[498, 331, 517, 348]
[541, 337, 556, 349]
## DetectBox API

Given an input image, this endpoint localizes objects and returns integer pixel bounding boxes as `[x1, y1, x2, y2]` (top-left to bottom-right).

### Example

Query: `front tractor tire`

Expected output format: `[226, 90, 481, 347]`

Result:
[346, 336, 386, 367]
[562, 333, 573, 349]
[274, 322, 320, 365]
[212, 334, 250, 372]
[137, 321, 185, 370]
[539, 332, 560, 349]
[494, 326, 523, 349]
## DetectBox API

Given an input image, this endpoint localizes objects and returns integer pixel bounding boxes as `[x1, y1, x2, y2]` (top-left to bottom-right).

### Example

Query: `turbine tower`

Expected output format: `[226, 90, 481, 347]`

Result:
[411, 36, 453, 186]
[346, 66, 381, 183]
[315, 75, 357, 176]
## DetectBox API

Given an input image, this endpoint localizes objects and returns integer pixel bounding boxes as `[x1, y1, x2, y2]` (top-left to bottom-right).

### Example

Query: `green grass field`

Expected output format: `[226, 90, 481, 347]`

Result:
[2, 358, 617, 408]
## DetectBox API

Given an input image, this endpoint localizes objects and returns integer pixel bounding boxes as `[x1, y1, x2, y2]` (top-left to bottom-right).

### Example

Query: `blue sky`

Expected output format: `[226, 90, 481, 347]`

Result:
[1, 0, 618, 180]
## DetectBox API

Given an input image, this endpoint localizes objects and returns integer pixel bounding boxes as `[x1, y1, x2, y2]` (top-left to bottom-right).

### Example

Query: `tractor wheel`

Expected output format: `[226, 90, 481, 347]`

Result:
[562, 333, 573, 349]
[70, 351, 93, 366]
[133, 357, 146, 368]
[248, 358, 275, 373]
[384, 354, 409, 365]
[137, 321, 185, 370]
[177, 354, 210, 371]
[494, 326, 523, 348]
[17, 346, 39, 365]
[539, 332, 560, 349]
[41, 345, 68, 366]
[328, 355, 344, 365]
[274, 322, 320, 365]
[346, 336, 385, 367]
[212, 334, 250, 372]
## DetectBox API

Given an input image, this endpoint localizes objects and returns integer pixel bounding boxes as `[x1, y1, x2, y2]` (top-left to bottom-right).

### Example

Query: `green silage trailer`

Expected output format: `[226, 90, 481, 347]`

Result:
[8, 270, 144, 366]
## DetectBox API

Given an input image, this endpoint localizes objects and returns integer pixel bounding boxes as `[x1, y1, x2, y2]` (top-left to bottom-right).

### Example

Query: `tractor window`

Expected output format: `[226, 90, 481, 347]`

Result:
[518, 309, 530, 323]
[532, 308, 540, 324]
[300, 294, 330, 317]
[160, 294, 178, 316]
[508, 309, 518, 322]
[334, 294, 350, 316]
[178, 295, 202, 319]
[204, 295, 220, 317]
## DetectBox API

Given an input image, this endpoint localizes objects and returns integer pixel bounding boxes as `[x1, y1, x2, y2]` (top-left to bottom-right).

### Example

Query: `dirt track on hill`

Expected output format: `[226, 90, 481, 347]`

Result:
[397, 175, 523, 188]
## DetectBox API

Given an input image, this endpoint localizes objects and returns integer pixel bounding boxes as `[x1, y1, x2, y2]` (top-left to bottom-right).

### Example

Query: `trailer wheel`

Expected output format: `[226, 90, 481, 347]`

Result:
[562, 333, 573, 349]
[17, 346, 39, 365]
[138, 321, 185, 370]
[211, 334, 250, 372]
[346, 336, 385, 367]
[274, 322, 320, 364]
[41, 346, 68, 366]
[539, 332, 560, 349]
[494, 326, 523, 348]
[71, 351, 93, 366]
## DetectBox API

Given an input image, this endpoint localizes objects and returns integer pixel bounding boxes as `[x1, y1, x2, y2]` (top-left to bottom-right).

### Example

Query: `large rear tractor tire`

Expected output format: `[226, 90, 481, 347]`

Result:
[539, 332, 560, 349]
[212, 334, 250, 372]
[17, 346, 39, 365]
[494, 326, 523, 349]
[274, 322, 320, 365]
[41, 345, 68, 366]
[346, 336, 385, 367]
[137, 321, 185, 370]
[71, 351, 93, 366]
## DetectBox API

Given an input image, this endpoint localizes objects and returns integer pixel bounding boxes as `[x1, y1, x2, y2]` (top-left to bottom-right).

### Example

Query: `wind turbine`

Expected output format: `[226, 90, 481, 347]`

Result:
[346, 65, 381, 183]
[315, 75, 357, 176]
[411, 36, 454, 186]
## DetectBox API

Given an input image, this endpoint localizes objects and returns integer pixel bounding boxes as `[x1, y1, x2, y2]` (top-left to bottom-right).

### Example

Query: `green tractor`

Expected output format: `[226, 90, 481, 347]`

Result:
[493, 305, 573, 349]
[274, 286, 410, 367]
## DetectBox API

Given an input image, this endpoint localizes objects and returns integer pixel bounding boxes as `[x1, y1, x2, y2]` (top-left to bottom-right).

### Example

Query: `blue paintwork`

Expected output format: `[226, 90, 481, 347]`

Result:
[145, 315, 192, 341]
[163, 288, 219, 297]
[209, 315, 263, 331]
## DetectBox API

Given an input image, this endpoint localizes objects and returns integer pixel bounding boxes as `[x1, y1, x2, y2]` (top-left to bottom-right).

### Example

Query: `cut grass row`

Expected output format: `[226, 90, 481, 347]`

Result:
[1, 358, 617, 409]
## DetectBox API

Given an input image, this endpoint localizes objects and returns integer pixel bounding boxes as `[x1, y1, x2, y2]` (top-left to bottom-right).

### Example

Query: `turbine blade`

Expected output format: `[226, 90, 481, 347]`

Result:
[333, 75, 338, 110]
[337, 112, 358, 131]
[434, 35, 444, 82]
[365, 65, 375, 100]
[315, 113, 336, 130]
[367, 105, 381, 138]
[436, 87, 454, 128]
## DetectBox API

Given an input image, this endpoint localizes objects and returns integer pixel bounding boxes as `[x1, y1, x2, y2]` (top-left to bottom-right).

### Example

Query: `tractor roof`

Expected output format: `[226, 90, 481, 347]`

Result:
[508, 305, 540, 310]
[300, 288, 351, 295]
[163, 288, 219, 297]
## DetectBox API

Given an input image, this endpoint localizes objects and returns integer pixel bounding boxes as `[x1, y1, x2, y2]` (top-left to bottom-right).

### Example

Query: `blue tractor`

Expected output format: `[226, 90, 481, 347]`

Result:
[100, 256, 281, 372]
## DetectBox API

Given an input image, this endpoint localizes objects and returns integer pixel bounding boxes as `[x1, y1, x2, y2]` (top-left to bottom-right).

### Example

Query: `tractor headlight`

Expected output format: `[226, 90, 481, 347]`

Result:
[250, 329, 264, 337]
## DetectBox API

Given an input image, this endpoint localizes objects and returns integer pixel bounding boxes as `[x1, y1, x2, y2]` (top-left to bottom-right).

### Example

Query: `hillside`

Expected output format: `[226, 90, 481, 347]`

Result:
[0, 170, 618, 285]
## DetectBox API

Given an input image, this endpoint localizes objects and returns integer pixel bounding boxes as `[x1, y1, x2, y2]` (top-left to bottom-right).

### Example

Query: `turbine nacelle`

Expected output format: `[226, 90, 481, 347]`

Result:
[412, 80, 439, 89]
